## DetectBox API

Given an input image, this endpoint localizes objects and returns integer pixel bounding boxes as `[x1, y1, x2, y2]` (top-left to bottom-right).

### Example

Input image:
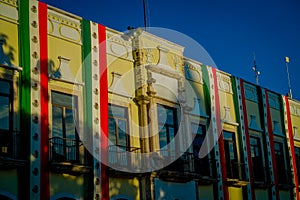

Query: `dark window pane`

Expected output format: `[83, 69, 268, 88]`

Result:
[52, 91, 73, 107]
[65, 108, 75, 140]
[159, 126, 167, 148]
[52, 106, 63, 138]
[118, 120, 127, 146]
[109, 118, 117, 144]
[0, 96, 9, 130]
[109, 105, 126, 118]
[0, 80, 10, 94]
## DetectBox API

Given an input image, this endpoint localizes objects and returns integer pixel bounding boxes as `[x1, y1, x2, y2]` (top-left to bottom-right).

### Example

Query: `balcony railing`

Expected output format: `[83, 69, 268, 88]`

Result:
[0, 130, 21, 159]
[108, 145, 141, 169]
[49, 137, 85, 164]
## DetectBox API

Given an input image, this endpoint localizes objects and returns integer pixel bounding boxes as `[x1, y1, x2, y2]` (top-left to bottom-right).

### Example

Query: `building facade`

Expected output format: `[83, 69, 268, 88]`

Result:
[0, 0, 300, 199]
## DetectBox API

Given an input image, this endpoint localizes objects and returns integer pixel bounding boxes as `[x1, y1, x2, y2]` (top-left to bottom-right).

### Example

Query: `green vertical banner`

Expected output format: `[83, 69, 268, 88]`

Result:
[19, 0, 30, 198]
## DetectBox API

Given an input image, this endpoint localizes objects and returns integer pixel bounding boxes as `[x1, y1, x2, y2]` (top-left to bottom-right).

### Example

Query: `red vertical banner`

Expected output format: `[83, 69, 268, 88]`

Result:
[212, 68, 229, 200]
[98, 24, 109, 200]
[284, 96, 299, 199]
[265, 90, 279, 199]
[38, 2, 49, 199]
[239, 79, 256, 199]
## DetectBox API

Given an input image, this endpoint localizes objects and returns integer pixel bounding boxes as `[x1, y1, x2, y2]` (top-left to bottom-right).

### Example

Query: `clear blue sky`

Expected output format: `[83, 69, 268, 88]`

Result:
[42, 0, 300, 100]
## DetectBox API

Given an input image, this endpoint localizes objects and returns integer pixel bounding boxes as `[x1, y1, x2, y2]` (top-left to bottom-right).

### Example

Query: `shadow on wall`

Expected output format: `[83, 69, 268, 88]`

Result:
[0, 33, 16, 66]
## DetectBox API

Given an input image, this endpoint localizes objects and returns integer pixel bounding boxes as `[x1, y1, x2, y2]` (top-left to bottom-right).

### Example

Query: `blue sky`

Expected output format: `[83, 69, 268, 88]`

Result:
[42, 0, 300, 100]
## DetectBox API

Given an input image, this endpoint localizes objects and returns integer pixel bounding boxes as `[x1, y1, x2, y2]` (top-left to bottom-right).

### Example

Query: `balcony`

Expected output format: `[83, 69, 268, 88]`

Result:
[108, 145, 141, 171]
[48, 137, 91, 175]
[0, 130, 25, 168]
[156, 150, 216, 183]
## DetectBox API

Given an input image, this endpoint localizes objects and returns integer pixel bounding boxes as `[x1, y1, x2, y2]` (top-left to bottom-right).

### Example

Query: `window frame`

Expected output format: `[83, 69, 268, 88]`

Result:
[273, 137, 289, 185]
[49, 89, 81, 163]
[108, 103, 130, 149]
[156, 103, 179, 158]
[223, 130, 239, 179]
[249, 134, 265, 182]
[0, 69, 20, 159]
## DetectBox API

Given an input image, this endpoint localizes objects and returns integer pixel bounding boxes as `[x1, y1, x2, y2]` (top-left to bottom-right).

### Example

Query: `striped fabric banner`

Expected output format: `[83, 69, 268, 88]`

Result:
[282, 96, 299, 199]
[82, 21, 109, 200]
[203, 66, 227, 200]
[38, 2, 49, 200]
[232, 78, 255, 199]
[98, 24, 109, 200]
[263, 89, 279, 199]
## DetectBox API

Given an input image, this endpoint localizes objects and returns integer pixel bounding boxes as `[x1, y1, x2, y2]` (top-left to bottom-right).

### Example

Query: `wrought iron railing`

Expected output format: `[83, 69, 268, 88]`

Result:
[49, 137, 85, 164]
[108, 145, 140, 168]
[0, 130, 21, 159]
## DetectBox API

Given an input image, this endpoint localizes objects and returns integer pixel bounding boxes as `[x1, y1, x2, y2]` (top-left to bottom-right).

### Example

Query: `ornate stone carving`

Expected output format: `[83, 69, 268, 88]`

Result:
[268, 92, 280, 110]
[0, 0, 18, 23]
[244, 83, 258, 102]
[217, 71, 232, 94]
[289, 101, 300, 117]
[47, 8, 82, 44]
[184, 59, 203, 84]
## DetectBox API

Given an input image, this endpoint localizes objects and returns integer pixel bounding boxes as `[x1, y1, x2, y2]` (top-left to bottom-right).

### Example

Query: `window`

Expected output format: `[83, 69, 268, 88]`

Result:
[0, 79, 12, 131]
[0, 79, 14, 158]
[223, 131, 239, 179]
[295, 147, 300, 184]
[49, 91, 79, 162]
[274, 141, 288, 184]
[191, 123, 210, 176]
[157, 105, 177, 158]
[108, 104, 130, 167]
[250, 136, 265, 182]
[108, 104, 129, 149]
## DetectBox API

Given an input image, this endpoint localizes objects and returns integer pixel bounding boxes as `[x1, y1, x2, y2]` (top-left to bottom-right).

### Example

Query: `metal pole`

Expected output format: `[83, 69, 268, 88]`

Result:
[143, 0, 148, 31]
[285, 57, 293, 98]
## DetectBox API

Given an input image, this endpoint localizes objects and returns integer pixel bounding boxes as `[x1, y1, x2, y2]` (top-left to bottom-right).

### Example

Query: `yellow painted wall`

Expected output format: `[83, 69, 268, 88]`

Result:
[198, 185, 214, 200]
[0, 170, 18, 196]
[109, 177, 140, 200]
[50, 173, 86, 198]
[48, 35, 82, 83]
[0, 19, 19, 66]
[186, 80, 207, 115]
[228, 186, 243, 200]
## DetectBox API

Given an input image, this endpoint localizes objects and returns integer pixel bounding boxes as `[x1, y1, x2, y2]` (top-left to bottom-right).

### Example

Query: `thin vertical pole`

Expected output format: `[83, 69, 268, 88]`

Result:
[143, 0, 148, 31]
[285, 57, 292, 98]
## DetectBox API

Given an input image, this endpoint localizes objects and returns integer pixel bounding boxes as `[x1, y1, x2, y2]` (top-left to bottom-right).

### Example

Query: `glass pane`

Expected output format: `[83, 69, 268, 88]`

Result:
[191, 123, 203, 135]
[118, 119, 127, 147]
[166, 108, 175, 125]
[229, 142, 235, 160]
[109, 105, 126, 118]
[159, 126, 167, 148]
[0, 96, 9, 130]
[65, 108, 75, 140]
[108, 118, 116, 144]
[0, 80, 10, 94]
[52, 106, 63, 138]
[52, 91, 73, 108]
[223, 131, 233, 140]
[157, 105, 167, 124]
